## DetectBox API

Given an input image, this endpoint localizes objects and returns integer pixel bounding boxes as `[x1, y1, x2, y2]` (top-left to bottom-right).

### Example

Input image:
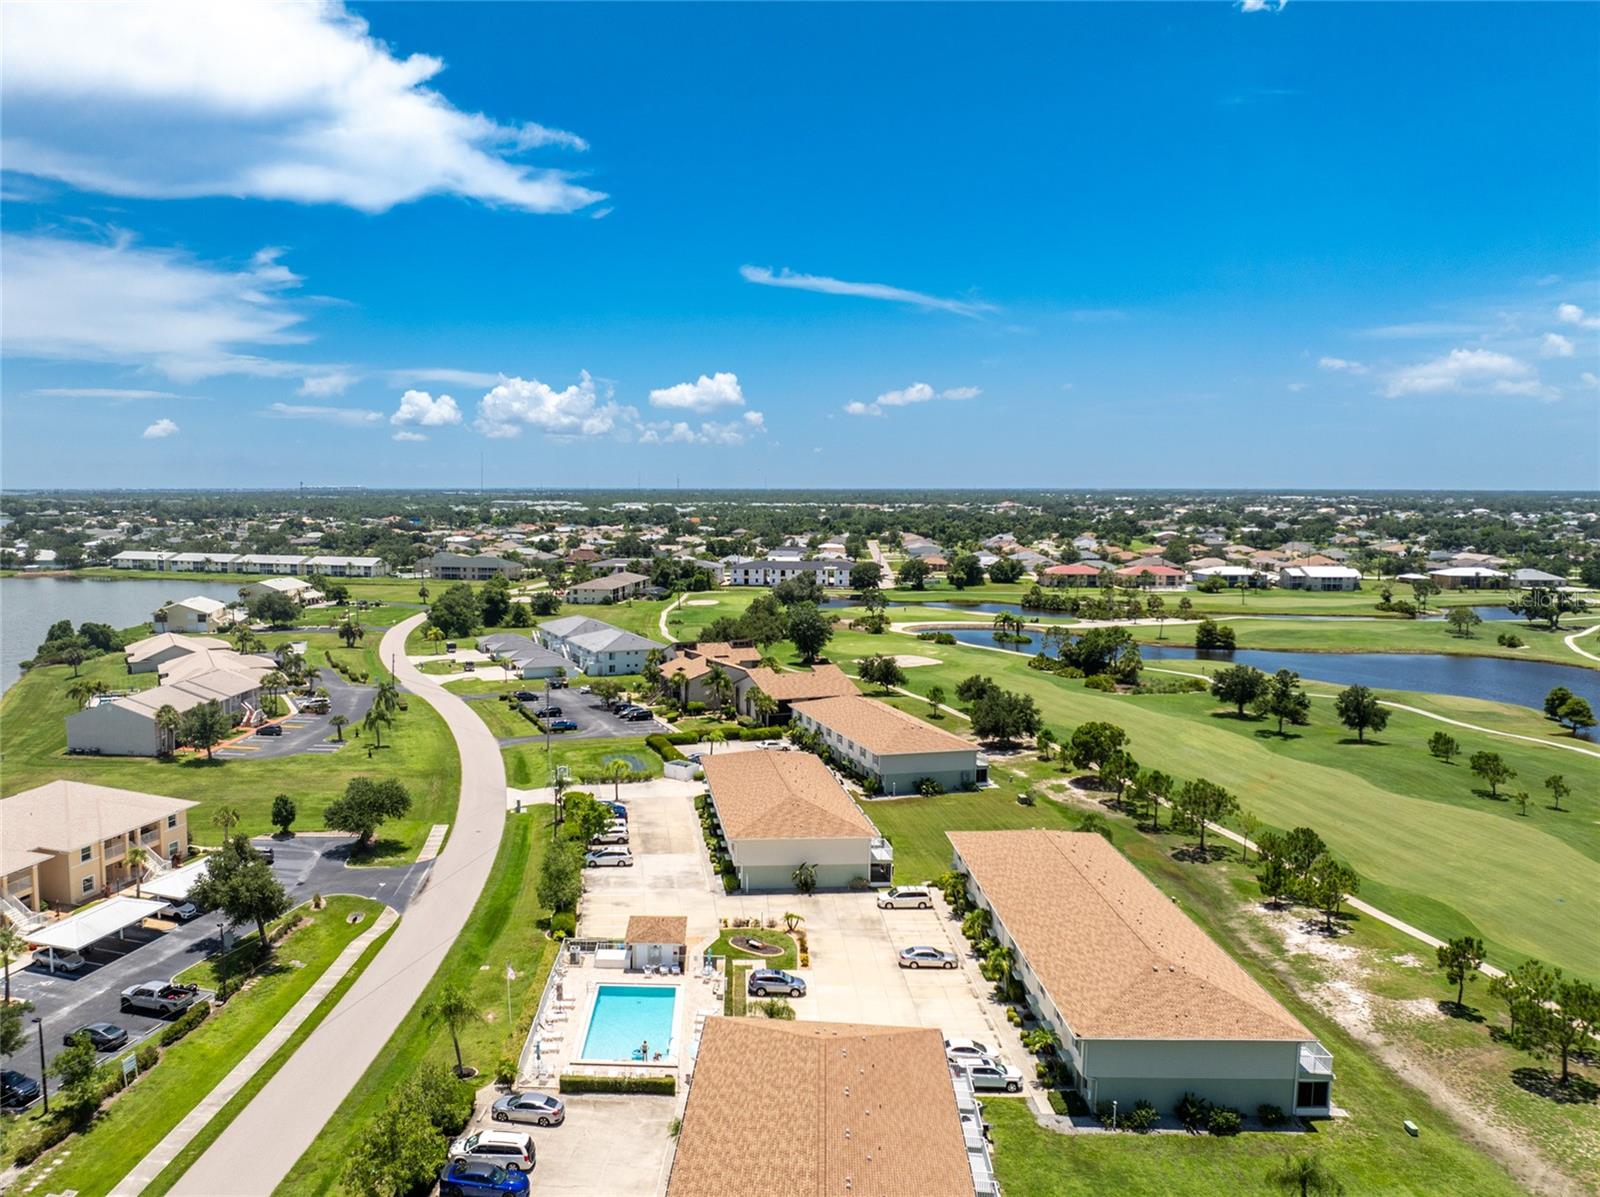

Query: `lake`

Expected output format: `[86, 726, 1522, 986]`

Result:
[0, 576, 246, 693]
[941, 626, 1599, 713]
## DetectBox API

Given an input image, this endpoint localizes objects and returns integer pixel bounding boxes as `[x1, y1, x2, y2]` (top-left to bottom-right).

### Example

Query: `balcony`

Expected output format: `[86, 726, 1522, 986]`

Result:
[140, 829, 161, 846]
[102, 839, 127, 862]
[1298, 1042, 1335, 1077]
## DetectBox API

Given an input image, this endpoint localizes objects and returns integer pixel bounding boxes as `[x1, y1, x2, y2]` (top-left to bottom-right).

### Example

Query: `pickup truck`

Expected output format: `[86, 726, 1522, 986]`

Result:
[120, 981, 201, 1017]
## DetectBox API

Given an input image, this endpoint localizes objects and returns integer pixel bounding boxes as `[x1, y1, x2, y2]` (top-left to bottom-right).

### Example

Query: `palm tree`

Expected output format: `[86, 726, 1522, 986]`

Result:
[642, 648, 665, 693]
[373, 679, 401, 717]
[707, 665, 734, 716]
[752, 689, 778, 727]
[212, 806, 241, 838]
[0, 922, 25, 1006]
[423, 625, 445, 654]
[706, 729, 727, 755]
[669, 668, 690, 714]
[156, 703, 181, 755]
[423, 984, 481, 1077]
[551, 772, 569, 838]
[791, 862, 817, 896]
[602, 759, 631, 803]
[330, 713, 348, 742]
[1267, 1154, 1344, 1197]
[61, 646, 87, 677]
[338, 617, 365, 649]
[67, 677, 106, 708]
[364, 706, 391, 748]
[418, 581, 430, 603]
[126, 844, 149, 899]
[301, 661, 321, 691]
[232, 625, 266, 656]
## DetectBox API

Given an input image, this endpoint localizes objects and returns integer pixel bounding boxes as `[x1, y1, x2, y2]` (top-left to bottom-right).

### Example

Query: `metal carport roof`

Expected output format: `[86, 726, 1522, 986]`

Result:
[140, 859, 210, 902]
[27, 897, 169, 952]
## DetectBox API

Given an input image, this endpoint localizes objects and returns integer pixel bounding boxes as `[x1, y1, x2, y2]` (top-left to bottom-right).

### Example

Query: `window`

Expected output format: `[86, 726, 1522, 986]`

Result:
[169, 841, 180, 857]
[80, 845, 93, 863]
[81, 876, 95, 894]
[167, 814, 178, 829]
[1297, 1081, 1330, 1109]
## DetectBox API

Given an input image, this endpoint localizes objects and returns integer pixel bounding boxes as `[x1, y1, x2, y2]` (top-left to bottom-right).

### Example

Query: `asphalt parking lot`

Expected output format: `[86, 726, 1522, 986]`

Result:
[214, 673, 374, 760]
[500, 690, 667, 744]
[7, 835, 429, 1089]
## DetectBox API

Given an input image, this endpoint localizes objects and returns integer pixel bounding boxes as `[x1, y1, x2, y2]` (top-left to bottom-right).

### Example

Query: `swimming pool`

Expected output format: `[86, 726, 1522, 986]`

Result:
[578, 984, 678, 1062]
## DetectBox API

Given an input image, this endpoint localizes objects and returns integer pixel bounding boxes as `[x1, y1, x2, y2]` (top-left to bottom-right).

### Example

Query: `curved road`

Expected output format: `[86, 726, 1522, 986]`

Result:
[172, 613, 507, 1196]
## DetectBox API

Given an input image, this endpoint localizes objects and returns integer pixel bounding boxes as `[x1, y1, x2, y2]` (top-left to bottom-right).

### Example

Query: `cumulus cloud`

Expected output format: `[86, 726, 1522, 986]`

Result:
[1, 232, 310, 381]
[298, 370, 358, 397]
[843, 382, 982, 417]
[1557, 303, 1600, 331]
[142, 417, 179, 439]
[1382, 348, 1551, 399]
[392, 389, 463, 427]
[640, 410, 766, 446]
[648, 372, 746, 413]
[474, 372, 632, 439]
[1541, 332, 1575, 358]
[740, 265, 996, 318]
[1, 1, 602, 215]
[1317, 356, 1367, 375]
[266, 402, 383, 426]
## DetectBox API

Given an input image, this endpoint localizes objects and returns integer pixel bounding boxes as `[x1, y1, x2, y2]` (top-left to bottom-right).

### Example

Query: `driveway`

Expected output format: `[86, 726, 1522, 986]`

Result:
[458, 1092, 677, 1197]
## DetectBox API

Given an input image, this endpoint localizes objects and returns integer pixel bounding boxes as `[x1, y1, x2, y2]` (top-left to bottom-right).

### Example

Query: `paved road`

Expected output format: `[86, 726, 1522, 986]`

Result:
[173, 613, 509, 1196]
[9, 837, 423, 1086]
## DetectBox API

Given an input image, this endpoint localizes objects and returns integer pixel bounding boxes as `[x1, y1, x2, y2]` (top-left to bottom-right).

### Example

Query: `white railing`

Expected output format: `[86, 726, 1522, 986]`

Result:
[1299, 1042, 1334, 1076]
[0, 891, 45, 934]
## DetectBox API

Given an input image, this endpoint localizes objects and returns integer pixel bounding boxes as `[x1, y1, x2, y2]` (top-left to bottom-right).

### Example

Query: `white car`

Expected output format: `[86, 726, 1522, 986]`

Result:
[161, 902, 200, 922]
[944, 1037, 993, 1062]
[962, 1059, 1024, 1093]
[447, 1128, 535, 1172]
[584, 848, 634, 868]
[589, 829, 629, 848]
[877, 886, 934, 910]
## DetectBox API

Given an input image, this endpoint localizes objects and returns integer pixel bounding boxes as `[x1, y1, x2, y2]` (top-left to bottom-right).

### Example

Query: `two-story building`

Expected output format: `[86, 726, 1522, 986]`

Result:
[535, 615, 668, 676]
[790, 693, 984, 793]
[566, 570, 651, 604]
[725, 557, 852, 587]
[417, 551, 524, 581]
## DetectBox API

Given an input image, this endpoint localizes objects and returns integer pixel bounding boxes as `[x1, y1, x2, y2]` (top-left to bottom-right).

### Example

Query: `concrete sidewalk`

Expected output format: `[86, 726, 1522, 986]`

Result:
[112, 906, 399, 1195]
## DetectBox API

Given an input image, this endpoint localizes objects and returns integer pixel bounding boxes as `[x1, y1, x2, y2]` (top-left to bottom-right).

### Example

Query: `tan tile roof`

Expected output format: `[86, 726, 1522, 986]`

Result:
[1, 781, 196, 872]
[667, 1018, 975, 1197]
[569, 570, 651, 591]
[625, 915, 688, 945]
[791, 694, 974, 757]
[948, 830, 1310, 1042]
[733, 662, 858, 703]
[124, 632, 228, 662]
[702, 750, 876, 841]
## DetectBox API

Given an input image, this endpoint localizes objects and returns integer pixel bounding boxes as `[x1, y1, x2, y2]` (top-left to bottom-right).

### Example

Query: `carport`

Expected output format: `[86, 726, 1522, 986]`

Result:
[29, 897, 169, 972]
[141, 859, 210, 903]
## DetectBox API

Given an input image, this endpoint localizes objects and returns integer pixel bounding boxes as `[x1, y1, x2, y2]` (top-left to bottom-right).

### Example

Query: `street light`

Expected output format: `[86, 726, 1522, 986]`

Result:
[34, 1016, 47, 1113]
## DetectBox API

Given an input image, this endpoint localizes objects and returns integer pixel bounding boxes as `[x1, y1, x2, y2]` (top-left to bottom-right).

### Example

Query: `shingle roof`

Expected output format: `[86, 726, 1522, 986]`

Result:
[791, 694, 974, 757]
[568, 570, 650, 591]
[702, 750, 877, 841]
[949, 830, 1310, 1041]
[667, 1019, 975, 1197]
[125, 632, 228, 662]
[731, 663, 858, 703]
[625, 915, 688, 945]
[1, 781, 196, 872]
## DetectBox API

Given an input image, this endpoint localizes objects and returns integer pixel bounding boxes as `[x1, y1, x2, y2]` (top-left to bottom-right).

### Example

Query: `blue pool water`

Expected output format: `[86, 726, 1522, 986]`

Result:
[580, 985, 677, 1061]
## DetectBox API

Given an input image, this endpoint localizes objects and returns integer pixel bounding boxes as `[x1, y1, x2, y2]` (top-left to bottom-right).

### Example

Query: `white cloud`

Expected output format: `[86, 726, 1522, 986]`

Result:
[1541, 332, 1575, 358]
[1286, 382, 1309, 393]
[1, 232, 310, 381]
[648, 372, 746, 413]
[298, 370, 358, 397]
[392, 429, 427, 442]
[266, 402, 383, 426]
[1382, 348, 1551, 399]
[141, 417, 178, 439]
[34, 387, 186, 401]
[392, 389, 463, 427]
[1318, 355, 1367, 375]
[1579, 371, 1599, 389]
[385, 367, 501, 388]
[843, 382, 982, 417]
[740, 265, 995, 318]
[1, 1, 601, 215]
[1557, 303, 1600, 331]
[1358, 321, 1483, 340]
[474, 372, 632, 439]
[1238, 0, 1287, 11]
[640, 410, 766, 446]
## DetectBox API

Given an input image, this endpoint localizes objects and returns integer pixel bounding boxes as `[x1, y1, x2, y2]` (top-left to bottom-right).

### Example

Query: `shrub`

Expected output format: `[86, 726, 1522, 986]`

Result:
[270, 913, 305, 943]
[847, 876, 871, 891]
[1497, 631, 1524, 648]
[758, 998, 796, 1020]
[1094, 1100, 1117, 1128]
[11, 1114, 75, 1165]
[136, 1042, 160, 1073]
[1174, 1091, 1209, 1130]
[159, 999, 211, 1047]
[1124, 1101, 1159, 1132]
[559, 1072, 676, 1095]
[1257, 1103, 1287, 1127]
[1005, 1006, 1023, 1026]
[915, 777, 945, 797]
[1046, 1088, 1073, 1116]
[646, 734, 686, 762]
[1083, 674, 1118, 692]
[1207, 1107, 1242, 1136]
[722, 873, 739, 893]
[550, 912, 576, 937]
[495, 1057, 517, 1086]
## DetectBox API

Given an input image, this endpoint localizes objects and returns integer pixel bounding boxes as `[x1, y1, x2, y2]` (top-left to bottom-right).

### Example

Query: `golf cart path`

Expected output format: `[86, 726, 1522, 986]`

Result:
[171, 613, 509, 1196]
[113, 906, 400, 1195]
[1565, 621, 1600, 664]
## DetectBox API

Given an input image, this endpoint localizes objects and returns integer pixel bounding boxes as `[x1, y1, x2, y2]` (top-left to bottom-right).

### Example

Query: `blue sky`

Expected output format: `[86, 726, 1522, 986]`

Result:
[2, 1, 1596, 490]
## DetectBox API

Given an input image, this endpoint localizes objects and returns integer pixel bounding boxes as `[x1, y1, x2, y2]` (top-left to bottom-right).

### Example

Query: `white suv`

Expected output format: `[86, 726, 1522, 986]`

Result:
[447, 1128, 535, 1172]
[877, 886, 934, 910]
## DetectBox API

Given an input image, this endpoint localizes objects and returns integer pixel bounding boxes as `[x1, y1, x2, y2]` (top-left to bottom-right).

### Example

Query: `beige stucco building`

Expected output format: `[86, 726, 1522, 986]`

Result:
[790, 693, 984, 793]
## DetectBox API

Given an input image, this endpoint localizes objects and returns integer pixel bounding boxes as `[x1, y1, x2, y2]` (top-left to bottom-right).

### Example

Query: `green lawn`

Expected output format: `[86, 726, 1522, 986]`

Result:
[707, 929, 798, 970]
[824, 627, 1600, 979]
[0, 643, 460, 866]
[9, 897, 385, 1196]
[469, 695, 541, 739]
[503, 735, 664, 790]
[286, 813, 558, 1192]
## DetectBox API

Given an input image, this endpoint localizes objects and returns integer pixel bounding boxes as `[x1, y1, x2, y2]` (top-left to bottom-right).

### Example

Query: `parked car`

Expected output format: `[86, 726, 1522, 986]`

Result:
[255, 723, 284, 737]
[584, 848, 634, 868]
[747, 969, 806, 998]
[962, 1060, 1024, 1093]
[514, 690, 539, 701]
[254, 843, 275, 863]
[64, 1022, 129, 1052]
[438, 1160, 530, 1197]
[33, 947, 86, 973]
[549, 676, 569, 689]
[447, 1128, 535, 1172]
[605, 802, 628, 820]
[445, 641, 458, 653]
[622, 708, 653, 722]
[0, 1071, 40, 1111]
[578, 684, 593, 694]
[160, 901, 200, 922]
[548, 719, 578, 732]
[300, 697, 330, 714]
[121, 980, 201, 1016]
[897, 946, 958, 969]
[491, 1090, 566, 1127]
[943, 1037, 993, 1062]
[533, 705, 563, 718]
[589, 829, 629, 848]
[877, 886, 934, 910]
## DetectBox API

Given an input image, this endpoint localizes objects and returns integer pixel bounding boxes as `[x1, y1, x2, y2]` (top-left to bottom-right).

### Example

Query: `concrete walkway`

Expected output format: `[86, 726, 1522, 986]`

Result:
[1565, 621, 1600, 664]
[659, 592, 684, 641]
[112, 906, 400, 1195]
[171, 613, 511, 1196]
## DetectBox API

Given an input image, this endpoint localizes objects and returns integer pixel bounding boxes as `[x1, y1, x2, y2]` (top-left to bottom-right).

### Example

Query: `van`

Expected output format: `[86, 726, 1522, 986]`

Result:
[877, 886, 934, 910]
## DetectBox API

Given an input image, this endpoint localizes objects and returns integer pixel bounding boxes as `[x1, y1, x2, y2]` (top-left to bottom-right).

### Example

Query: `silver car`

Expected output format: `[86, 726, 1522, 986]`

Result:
[962, 1060, 1024, 1093]
[898, 945, 957, 969]
[491, 1091, 565, 1127]
[584, 848, 633, 868]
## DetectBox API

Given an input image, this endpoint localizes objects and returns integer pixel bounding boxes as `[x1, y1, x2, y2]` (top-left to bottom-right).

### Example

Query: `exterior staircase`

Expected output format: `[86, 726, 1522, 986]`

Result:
[0, 890, 46, 934]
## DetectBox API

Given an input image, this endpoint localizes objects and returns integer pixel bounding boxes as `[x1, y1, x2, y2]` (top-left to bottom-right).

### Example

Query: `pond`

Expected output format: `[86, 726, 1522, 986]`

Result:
[0, 576, 246, 693]
[941, 626, 1599, 713]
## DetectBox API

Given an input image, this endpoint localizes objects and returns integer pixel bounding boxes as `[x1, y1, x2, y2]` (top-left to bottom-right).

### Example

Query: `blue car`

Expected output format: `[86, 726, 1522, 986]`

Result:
[606, 802, 627, 820]
[548, 718, 578, 731]
[438, 1159, 530, 1197]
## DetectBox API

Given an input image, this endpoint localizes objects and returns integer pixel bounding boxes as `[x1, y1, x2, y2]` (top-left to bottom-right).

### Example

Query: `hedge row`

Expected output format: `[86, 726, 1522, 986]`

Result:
[558, 1072, 676, 1095]
[661, 726, 774, 747]
[159, 999, 211, 1047]
[645, 734, 685, 762]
